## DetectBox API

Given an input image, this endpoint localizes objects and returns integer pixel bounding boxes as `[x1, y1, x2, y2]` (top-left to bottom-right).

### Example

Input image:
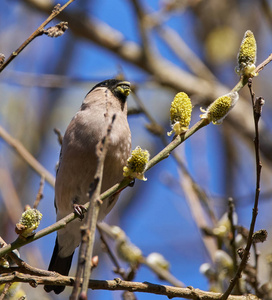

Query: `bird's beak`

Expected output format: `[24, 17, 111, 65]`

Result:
[115, 81, 131, 97]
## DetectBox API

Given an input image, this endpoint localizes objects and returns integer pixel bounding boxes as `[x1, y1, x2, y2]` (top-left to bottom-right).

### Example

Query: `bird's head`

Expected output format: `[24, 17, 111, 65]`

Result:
[90, 79, 131, 103]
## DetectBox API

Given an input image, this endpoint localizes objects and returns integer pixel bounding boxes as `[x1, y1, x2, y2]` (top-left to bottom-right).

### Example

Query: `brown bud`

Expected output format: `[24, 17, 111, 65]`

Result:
[252, 229, 267, 243]
[44, 22, 68, 38]
[53, 4, 61, 12]
[237, 248, 245, 260]
[0, 53, 5, 67]
[15, 223, 26, 235]
[254, 97, 265, 115]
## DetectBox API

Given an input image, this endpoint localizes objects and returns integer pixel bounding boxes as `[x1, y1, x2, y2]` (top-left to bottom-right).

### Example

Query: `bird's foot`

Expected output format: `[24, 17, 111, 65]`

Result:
[73, 204, 87, 220]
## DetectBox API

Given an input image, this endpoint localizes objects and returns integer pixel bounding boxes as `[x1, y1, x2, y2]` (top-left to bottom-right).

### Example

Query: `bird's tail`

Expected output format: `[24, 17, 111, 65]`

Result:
[44, 238, 74, 294]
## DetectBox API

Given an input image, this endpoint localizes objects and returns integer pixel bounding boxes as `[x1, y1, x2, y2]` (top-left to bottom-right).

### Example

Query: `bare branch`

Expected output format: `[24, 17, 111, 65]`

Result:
[0, 282, 12, 300]
[221, 79, 264, 299]
[0, 167, 24, 223]
[255, 53, 272, 73]
[53, 128, 63, 146]
[98, 223, 185, 287]
[0, 0, 74, 72]
[0, 273, 261, 300]
[71, 115, 115, 299]
[33, 175, 45, 209]
[156, 25, 216, 81]
[0, 126, 55, 187]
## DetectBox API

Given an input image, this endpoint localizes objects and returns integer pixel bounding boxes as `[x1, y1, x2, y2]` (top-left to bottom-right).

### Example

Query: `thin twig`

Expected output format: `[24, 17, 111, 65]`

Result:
[228, 198, 237, 271]
[33, 175, 45, 209]
[0, 167, 24, 224]
[178, 171, 218, 262]
[70, 115, 115, 300]
[0, 236, 56, 280]
[227, 198, 240, 294]
[156, 25, 216, 81]
[98, 223, 185, 287]
[0, 0, 75, 73]
[142, 257, 185, 288]
[255, 53, 272, 73]
[131, 91, 163, 133]
[221, 79, 263, 299]
[97, 225, 125, 278]
[0, 125, 55, 187]
[0, 282, 12, 300]
[130, 0, 154, 69]
[53, 128, 63, 146]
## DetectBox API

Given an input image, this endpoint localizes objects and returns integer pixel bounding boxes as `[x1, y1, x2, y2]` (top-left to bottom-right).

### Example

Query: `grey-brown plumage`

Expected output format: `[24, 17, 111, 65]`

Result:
[44, 79, 131, 294]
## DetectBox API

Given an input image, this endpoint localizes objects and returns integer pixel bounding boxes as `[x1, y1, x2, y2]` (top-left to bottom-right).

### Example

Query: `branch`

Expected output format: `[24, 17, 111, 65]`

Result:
[0, 282, 12, 300]
[1, 53, 271, 259]
[0, 236, 54, 278]
[221, 80, 264, 299]
[0, 118, 208, 258]
[71, 116, 114, 299]
[20, 0, 224, 97]
[0, 125, 55, 187]
[156, 25, 216, 81]
[0, 166, 24, 223]
[33, 175, 45, 209]
[97, 226, 126, 277]
[255, 53, 272, 73]
[130, 0, 153, 66]
[17, 1, 272, 164]
[0, 0, 74, 73]
[131, 89, 218, 262]
[17, 2, 272, 165]
[0, 273, 261, 300]
[228, 198, 238, 273]
[98, 223, 185, 287]
[142, 258, 185, 288]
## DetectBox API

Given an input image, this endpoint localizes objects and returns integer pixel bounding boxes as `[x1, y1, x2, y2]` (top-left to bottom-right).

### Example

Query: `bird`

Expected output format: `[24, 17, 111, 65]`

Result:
[44, 79, 131, 294]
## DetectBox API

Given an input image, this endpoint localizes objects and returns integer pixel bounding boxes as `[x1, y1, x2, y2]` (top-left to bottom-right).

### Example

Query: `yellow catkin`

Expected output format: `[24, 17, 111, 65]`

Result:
[170, 92, 192, 127]
[168, 92, 192, 135]
[123, 146, 150, 181]
[200, 92, 239, 125]
[17, 208, 42, 237]
[236, 30, 257, 77]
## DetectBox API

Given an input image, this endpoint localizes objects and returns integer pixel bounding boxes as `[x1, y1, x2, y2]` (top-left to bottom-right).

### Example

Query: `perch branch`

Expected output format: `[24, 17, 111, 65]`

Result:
[0, 273, 261, 300]
[1, 52, 271, 259]
[0, 118, 209, 258]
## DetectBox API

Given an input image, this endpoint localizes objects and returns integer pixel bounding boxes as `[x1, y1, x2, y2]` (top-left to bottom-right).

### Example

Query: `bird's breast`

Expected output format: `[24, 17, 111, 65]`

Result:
[55, 107, 131, 215]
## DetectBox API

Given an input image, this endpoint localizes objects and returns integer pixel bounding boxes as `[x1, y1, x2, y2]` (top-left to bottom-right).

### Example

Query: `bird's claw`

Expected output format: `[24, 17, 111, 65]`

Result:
[73, 204, 87, 220]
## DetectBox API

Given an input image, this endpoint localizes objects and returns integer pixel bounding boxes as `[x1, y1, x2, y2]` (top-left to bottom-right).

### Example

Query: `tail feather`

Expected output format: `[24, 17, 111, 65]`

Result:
[44, 239, 74, 294]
